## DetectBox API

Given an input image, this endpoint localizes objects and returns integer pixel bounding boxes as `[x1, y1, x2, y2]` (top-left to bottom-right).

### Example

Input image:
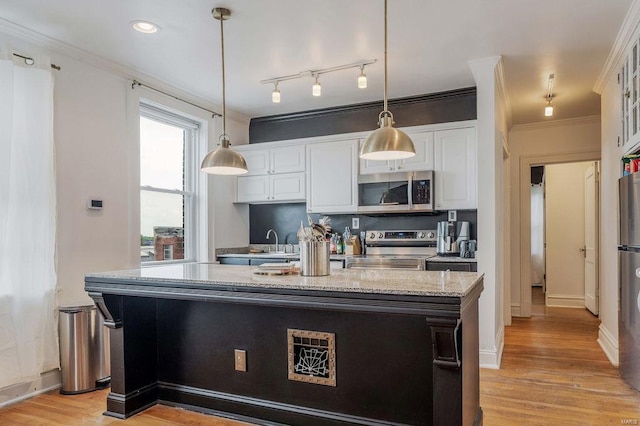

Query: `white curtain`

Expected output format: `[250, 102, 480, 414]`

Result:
[0, 59, 58, 389]
[531, 184, 545, 285]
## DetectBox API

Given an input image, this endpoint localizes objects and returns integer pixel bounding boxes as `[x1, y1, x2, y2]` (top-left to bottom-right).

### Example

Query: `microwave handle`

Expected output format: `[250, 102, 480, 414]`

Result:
[407, 172, 413, 210]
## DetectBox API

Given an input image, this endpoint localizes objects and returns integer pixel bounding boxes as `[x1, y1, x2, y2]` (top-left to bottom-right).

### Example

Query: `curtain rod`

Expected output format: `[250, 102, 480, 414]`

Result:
[12, 53, 60, 70]
[131, 80, 221, 118]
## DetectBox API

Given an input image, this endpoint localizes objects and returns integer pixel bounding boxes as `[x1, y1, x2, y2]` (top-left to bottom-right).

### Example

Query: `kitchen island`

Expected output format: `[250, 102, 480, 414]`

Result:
[85, 264, 484, 425]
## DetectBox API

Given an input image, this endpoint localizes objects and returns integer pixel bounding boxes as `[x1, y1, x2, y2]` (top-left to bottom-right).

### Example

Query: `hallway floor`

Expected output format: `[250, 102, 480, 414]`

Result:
[1, 288, 639, 425]
[481, 287, 640, 425]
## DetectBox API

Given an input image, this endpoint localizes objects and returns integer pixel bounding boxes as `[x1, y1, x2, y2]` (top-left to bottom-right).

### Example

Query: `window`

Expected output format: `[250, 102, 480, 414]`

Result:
[140, 103, 200, 263]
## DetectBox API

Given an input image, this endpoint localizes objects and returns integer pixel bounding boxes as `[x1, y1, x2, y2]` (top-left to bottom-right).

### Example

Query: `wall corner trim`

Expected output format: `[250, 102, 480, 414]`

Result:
[594, 0, 640, 94]
[597, 323, 619, 366]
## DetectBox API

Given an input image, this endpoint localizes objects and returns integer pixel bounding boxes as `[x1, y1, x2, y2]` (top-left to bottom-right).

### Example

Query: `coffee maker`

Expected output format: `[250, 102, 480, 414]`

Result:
[436, 221, 470, 256]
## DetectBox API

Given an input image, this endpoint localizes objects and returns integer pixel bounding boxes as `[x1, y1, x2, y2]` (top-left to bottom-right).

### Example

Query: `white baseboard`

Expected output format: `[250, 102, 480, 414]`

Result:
[0, 370, 61, 408]
[480, 327, 504, 370]
[545, 294, 585, 308]
[511, 303, 521, 317]
[598, 324, 619, 367]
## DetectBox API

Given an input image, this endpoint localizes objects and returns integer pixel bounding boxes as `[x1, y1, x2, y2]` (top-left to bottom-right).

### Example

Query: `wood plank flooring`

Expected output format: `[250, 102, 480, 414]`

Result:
[1, 287, 639, 425]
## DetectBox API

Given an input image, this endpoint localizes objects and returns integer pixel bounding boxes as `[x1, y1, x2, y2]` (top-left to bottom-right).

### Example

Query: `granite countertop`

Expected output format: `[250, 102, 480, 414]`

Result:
[86, 263, 483, 298]
[427, 256, 478, 263]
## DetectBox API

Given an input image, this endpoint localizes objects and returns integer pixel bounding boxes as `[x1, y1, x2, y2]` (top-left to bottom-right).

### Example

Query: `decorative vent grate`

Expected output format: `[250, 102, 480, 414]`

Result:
[287, 329, 336, 386]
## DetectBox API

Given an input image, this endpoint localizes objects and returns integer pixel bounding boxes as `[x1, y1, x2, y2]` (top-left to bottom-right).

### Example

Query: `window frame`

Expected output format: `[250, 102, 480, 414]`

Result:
[139, 101, 203, 265]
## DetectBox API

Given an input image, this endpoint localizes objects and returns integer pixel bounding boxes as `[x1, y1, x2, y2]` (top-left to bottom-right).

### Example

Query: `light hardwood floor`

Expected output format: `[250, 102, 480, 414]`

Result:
[1, 288, 639, 425]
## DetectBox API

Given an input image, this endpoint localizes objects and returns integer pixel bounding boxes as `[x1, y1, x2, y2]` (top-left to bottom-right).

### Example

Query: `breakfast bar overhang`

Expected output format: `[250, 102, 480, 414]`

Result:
[85, 264, 484, 426]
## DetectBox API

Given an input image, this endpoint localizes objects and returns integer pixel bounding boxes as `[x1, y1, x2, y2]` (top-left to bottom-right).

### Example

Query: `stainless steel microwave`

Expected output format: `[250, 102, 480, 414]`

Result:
[357, 170, 434, 213]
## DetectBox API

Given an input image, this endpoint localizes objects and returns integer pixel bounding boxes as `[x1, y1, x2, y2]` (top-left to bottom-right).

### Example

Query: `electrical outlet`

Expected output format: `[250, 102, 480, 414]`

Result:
[448, 210, 457, 221]
[352, 217, 360, 229]
[234, 349, 247, 372]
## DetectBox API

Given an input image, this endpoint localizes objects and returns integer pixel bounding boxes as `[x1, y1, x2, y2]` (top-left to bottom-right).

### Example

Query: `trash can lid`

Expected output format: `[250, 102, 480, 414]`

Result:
[59, 304, 96, 313]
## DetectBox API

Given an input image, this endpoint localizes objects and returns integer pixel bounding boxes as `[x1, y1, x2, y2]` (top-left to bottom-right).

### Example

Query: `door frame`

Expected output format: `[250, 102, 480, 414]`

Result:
[519, 151, 600, 317]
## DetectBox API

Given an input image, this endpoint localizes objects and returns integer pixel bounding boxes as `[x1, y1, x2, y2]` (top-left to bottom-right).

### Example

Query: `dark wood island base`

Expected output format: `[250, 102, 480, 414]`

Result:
[85, 264, 483, 426]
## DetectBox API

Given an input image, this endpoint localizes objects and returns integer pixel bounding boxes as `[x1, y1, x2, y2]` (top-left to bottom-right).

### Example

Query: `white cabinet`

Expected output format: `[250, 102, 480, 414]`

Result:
[240, 144, 305, 176]
[306, 139, 359, 213]
[434, 127, 477, 210]
[236, 143, 306, 203]
[237, 172, 305, 203]
[359, 130, 434, 174]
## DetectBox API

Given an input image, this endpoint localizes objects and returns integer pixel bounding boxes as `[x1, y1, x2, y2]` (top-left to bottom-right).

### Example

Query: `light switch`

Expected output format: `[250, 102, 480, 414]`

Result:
[235, 349, 247, 372]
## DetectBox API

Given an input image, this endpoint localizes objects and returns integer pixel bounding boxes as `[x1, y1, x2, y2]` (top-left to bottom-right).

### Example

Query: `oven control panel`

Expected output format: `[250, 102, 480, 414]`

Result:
[366, 230, 437, 243]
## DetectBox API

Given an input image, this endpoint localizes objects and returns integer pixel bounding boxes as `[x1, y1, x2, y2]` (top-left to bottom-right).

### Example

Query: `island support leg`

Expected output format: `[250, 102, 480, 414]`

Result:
[427, 299, 482, 426]
[89, 293, 159, 418]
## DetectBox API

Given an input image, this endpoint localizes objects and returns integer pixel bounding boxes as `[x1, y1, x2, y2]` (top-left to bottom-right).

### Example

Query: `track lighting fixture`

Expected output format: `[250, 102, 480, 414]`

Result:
[312, 75, 321, 97]
[260, 59, 376, 103]
[358, 65, 367, 89]
[272, 82, 281, 103]
[544, 74, 554, 117]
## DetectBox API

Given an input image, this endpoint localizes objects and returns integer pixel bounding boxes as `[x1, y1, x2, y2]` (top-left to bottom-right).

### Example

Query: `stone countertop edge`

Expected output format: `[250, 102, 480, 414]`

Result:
[427, 256, 478, 263]
[217, 253, 346, 260]
[85, 263, 483, 298]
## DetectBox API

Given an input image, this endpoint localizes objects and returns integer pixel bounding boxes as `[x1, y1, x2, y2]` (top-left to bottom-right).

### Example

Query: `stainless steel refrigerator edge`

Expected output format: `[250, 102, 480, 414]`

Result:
[619, 173, 640, 391]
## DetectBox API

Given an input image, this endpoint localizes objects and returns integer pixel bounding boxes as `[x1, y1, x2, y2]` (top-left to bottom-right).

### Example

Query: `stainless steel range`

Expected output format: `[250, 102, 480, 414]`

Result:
[345, 230, 437, 270]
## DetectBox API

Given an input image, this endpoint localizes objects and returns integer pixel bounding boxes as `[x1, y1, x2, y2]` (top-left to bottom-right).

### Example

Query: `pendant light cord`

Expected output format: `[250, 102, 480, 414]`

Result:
[383, 0, 388, 113]
[220, 12, 228, 145]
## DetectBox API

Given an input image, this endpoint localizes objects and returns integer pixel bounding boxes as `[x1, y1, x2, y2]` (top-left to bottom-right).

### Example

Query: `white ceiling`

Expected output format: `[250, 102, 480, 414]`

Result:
[0, 0, 632, 125]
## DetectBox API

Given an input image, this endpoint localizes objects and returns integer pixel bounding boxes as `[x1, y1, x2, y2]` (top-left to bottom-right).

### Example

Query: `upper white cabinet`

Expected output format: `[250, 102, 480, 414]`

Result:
[621, 39, 640, 149]
[237, 172, 305, 203]
[434, 127, 477, 210]
[240, 144, 305, 176]
[306, 139, 359, 213]
[236, 143, 306, 203]
[359, 130, 435, 174]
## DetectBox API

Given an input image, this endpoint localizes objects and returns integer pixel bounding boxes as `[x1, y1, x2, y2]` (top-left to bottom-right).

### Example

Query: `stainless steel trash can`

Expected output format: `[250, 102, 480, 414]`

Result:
[58, 305, 110, 394]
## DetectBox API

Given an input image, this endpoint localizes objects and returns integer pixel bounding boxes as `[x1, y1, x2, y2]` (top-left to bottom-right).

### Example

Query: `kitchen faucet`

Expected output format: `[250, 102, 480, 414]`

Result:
[266, 229, 282, 253]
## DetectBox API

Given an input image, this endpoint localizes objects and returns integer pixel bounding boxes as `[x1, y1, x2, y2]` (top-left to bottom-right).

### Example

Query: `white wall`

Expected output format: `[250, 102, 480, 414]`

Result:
[545, 162, 592, 307]
[0, 31, 250, 389]
[508, 117, 601, 317]
[469, 56, 507, 368]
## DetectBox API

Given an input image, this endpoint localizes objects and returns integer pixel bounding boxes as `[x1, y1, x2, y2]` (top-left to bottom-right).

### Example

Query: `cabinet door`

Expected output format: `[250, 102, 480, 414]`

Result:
[434, 127, 477, 210]
[242, 149, 271, 176]
[271, 145, 305, 174]
[271, 172, 306, 201]
[359, 137, 394, 174]
[306, 139, 358, 213]
[398, 131, 434, 172]
[237, 175, 269, 203]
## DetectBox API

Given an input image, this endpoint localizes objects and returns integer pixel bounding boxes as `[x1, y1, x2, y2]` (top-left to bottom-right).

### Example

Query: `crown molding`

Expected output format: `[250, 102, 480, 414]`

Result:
[0, 17, 250, 125]
[510, 115, 601, 132]
[594, 0, 640, 94]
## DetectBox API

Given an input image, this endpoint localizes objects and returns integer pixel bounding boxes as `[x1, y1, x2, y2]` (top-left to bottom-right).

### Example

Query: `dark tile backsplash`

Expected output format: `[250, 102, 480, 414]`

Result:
[250, 203, 477, 244]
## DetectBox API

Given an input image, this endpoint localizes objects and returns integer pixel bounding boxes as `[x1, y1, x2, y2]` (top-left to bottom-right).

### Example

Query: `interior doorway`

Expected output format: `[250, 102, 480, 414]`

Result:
[528, 161, 600, 315]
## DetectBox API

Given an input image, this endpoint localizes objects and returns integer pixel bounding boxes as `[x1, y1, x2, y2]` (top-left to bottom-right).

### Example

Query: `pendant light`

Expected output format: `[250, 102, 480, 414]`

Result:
[201, 8, 248, 175]
[360, 0, 415, 161]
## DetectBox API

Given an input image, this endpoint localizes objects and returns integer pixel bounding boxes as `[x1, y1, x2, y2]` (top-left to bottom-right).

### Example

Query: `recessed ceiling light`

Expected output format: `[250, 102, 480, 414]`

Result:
[131, 20, 160, 34]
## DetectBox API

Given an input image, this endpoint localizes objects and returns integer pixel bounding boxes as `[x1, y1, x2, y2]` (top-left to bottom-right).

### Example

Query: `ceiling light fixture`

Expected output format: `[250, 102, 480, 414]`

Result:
[358, 65, 367, 89]
[131, 20, 160, 34]
[272, 82, 281, 103]
[544, 73, 554, 117]
[360, 0, 415, 161]
[200, 8, 248, 176]
[260, 59, 376, 103]
[312, 74, 322, 97]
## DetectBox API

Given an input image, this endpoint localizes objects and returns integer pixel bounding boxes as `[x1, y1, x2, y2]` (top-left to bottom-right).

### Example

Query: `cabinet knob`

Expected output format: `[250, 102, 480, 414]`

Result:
[626, 90, 631, 98]
[397, 165, 402, 169]
[389, 166, 394, 171]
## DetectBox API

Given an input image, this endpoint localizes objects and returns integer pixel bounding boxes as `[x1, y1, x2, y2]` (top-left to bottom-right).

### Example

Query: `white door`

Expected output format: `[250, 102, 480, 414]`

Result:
[584, 162, 599, 315]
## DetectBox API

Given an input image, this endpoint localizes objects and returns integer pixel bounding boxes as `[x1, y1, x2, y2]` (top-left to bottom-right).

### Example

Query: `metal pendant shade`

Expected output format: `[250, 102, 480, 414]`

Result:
[201, 7, 248, 175]
[360, 0, 415, 161]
